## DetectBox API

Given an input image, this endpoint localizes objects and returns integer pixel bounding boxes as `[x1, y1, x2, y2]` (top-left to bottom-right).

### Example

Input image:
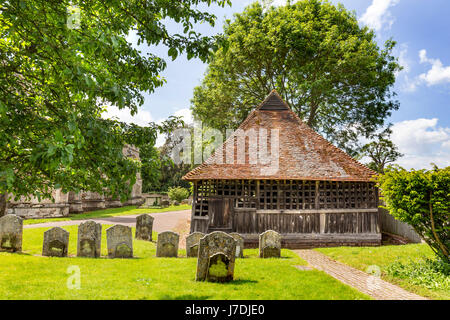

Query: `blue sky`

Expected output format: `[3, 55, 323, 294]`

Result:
[104, 0, 450, 169]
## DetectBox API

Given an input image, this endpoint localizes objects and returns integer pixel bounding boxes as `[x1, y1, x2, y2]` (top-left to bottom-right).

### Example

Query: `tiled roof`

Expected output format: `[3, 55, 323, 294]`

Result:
[183, 90, 376, 182]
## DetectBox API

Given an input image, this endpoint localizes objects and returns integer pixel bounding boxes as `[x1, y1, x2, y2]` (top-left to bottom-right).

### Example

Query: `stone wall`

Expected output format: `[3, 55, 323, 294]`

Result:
[6, 144, 143, 219]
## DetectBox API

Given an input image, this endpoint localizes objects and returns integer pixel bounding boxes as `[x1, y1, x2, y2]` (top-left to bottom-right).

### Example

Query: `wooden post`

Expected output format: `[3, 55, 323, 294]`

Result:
[256, 180, 260, 209]
[315, 181, 319, 210]
[320, 213, 326, 233]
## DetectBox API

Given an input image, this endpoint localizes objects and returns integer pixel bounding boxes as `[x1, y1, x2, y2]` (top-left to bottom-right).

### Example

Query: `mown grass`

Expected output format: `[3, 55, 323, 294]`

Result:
[23, 205, 191, 225]
[0, 225, 369, 300]
[316, 244, 449, 300]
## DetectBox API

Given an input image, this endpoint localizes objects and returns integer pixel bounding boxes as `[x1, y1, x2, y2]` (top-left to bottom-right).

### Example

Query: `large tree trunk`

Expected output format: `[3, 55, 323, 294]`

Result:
[0, 193, 7, 217]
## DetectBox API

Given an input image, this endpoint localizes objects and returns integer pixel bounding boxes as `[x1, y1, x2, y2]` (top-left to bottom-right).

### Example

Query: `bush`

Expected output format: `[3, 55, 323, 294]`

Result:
[387, 258, 450, 290]
[168, 187, 190, 203]
[377, 165, 450, 262]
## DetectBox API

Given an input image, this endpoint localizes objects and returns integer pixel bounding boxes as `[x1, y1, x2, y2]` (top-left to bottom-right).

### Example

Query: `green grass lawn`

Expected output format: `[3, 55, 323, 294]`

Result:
[0, 225, 370, 300]
[316, 244, 449, 300]
[23, 205, 191, 225]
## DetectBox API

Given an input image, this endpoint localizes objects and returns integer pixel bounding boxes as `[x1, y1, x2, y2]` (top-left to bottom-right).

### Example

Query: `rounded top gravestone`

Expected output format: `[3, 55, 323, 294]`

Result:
[156, 231, 179, 257]
[185, 232, 205, 258]
[196, 231, 236, 282]
[77, 220, 102, 258]
[0, 214, 23, 252]
[230, 233, 244, 258]
[106, 224, 133, 258]
[259, 230, 281, 258]
[135, 214, 154, 241]
[43, 227, 69, 257]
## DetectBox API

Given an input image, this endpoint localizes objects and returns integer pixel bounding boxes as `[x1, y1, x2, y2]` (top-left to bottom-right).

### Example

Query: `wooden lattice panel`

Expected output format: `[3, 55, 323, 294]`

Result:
[193, 179, 378, 216]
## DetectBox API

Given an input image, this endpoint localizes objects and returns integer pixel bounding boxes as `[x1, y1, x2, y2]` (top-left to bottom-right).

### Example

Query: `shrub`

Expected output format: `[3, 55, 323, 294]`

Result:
[386, 258, 450, 290]
[168, 187, 190, 203]
[377, 165, 450, 262]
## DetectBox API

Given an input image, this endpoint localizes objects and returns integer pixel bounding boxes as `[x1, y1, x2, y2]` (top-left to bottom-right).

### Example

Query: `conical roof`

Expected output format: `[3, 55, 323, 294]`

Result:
[183, 90, 375, 181]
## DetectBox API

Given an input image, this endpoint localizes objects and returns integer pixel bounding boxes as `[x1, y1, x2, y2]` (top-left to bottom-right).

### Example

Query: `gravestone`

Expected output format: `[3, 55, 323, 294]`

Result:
[135, 214, 154, 241]
[160, 200, 170, 208]
[196, 231, 236, 282]
[77, 220, 102, 258]
[185, 232, 205, 258]
[156, 231, 179, 257]
[259, 230, 281, 258]
[106, 225, 133, 258]
[230, 233, 244, 258]
[42, 227, 69, 257]
[0, 214, 23, 252]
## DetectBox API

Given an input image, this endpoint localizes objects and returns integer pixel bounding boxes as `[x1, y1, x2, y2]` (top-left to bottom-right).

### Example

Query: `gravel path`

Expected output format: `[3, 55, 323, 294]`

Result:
[295, 249, 428, 300]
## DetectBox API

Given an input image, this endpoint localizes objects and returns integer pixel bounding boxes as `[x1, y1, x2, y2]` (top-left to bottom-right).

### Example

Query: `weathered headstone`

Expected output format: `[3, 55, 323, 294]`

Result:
[0, 214, 23, 252]
[156, 231, 179, 257]
[196, 231, 236, 282]
[135, 214, 154, 241]
[259, 230, 281, 258]
[42, 227, 69, 257]
[160, 200, 170, 208]
[230, 232, 244, 258]
[77, 220, 102, 258]
[185, 232, 205, 258]
[106, 225, 133, 258]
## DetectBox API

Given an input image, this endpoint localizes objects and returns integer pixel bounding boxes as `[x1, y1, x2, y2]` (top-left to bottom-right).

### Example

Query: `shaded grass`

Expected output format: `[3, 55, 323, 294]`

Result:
[0, 226, 369, 300]
[23, 205, 191, 225]
[316, 244, 449, 300]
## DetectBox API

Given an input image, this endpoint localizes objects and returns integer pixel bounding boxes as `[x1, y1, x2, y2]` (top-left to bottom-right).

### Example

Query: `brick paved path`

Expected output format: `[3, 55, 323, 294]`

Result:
[295, 249, 428, 300]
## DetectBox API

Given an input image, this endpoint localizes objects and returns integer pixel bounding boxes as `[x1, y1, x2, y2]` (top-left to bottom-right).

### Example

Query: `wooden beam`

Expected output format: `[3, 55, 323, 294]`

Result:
[255, 208, 378, 214]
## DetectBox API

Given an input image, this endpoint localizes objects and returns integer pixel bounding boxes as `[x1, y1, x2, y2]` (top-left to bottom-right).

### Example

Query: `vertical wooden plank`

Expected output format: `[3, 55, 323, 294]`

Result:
[320, 213, 325, 233]
[315, 181, 319, 209]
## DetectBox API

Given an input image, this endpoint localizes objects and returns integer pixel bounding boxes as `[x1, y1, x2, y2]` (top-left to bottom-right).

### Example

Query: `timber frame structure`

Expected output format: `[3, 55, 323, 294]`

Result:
[183, 91, 381, 248]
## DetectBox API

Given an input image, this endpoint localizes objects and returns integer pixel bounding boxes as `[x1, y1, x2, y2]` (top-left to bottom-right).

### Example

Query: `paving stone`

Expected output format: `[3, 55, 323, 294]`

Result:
[295, 249, 428, 300]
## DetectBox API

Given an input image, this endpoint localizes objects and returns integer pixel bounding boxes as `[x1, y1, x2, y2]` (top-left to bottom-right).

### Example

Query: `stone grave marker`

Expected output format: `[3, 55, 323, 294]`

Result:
[196, 231, 236, 282]
[106, 225, 133, 258]
[42, 227, 69, 257]
[135, 214, 154, 241]
[185, 232, 205, 258]
[230, 232, 244, 258]
[0, 214, 23, 252]
[156, 231, 179, 257]
[259, 230, 281, 258]
[77, 220, 102, 258]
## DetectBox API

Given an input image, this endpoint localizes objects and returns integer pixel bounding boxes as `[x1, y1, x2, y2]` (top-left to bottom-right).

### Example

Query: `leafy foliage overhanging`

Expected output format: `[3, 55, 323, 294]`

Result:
[0, 0, 230, 204]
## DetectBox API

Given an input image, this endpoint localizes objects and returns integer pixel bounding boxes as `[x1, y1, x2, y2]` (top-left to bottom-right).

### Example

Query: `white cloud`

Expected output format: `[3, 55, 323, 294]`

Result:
[418, 49, 450, 86]
[391, 118, 450, 169]
[102, 105, 154, 127]
[397, 44, 410, 74]
[271, 0, 287, 6]
[359, 0, 399, 32]
[400, 75, 419, 93]
[174, 108, 194, 124]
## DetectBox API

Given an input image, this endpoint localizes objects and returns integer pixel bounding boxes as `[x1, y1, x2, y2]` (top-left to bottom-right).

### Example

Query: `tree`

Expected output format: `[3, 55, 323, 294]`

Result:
[378, 165, 450, 263]
[360, 127, 403, 173]
[191, 0, 401, 156]
[156, 123, 194, 191]
[139, 116, 185, 193]
[140, 145, 163, 193]
[168, 186, 190, 203]
[0, 0, 230, 215]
